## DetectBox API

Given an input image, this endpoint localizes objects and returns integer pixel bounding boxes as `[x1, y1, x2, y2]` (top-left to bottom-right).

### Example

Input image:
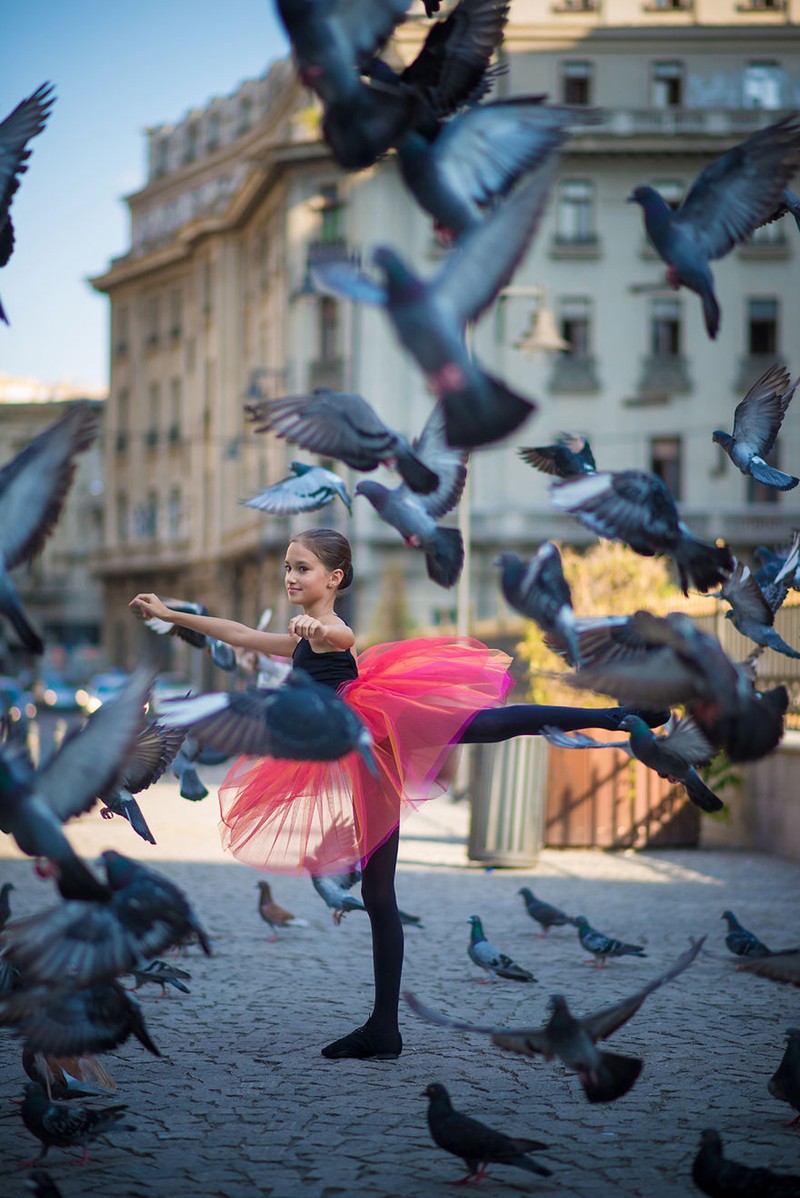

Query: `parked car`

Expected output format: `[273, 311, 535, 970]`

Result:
[84, 669, 130, 713]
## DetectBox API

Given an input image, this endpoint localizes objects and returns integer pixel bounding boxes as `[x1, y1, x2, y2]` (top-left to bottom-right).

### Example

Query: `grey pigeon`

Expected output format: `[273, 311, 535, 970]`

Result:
[551, 469, 733, 595]
[311, 160, 561, 449]
[423, 1082, 551, 1184]
[518, 887, 575, 936]
[718, 548, 800, 659]
[755, 542, 800, 593]
[407, 938, 703, 1104]
[246, 388, 438, 494]
[154, 671, 376, 771]
[628, 114, 800, 338]
[495, 543, 581, 666]
[757, 185, 800, 235]
[241, 460, 352, 516]
[0, 980, 161, 1058]
[311, 871, 367, 924]
[721, 909, 771, 958]
[519, 432, 596, 479]
[467, 914, 535, 981]
[769, 1028, 800, 1128]
[573, 914, 647, 966]
[692, 1128, 800, 1198]
[0, 879, 14, 928]
[127, 958, 191, 996]
[20, 1083, 130, 1165]
[144, 599, 236, 671]
[713, 363, 798, 491]
[618, 713, 722, 813]
[0, 402, 99, 653]
[0, 83, 56, 324]
[98, 720, 186, 845]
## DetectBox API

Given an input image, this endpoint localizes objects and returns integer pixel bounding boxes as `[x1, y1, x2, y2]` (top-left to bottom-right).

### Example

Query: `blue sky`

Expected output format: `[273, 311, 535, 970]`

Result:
[2, 1, 289, 389]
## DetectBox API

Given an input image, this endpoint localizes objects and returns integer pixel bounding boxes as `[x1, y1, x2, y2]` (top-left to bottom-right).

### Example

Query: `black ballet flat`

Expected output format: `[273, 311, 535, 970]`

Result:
[321, 1025, 402, 1060]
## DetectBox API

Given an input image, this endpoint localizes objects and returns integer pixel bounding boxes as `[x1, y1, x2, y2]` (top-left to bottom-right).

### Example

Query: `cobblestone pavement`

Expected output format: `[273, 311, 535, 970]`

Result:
[2, 767, 800, 1197]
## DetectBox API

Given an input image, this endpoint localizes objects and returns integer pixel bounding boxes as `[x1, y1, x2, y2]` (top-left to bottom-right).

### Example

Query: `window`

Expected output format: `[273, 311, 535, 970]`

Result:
[206, 111, 220, 152]
[147, 383, 160, 448]
[114, 306, 129, 356]
[747, 298, 778, 354]
[202, 260, 214, 317]
[561, 61, 593, 106]
[318, 298, 339, 362]
[238, 95, 253, 135]
[169, 379, 182, 442]
[168, 288, 182, 339]
[167, 488, 182, 538]
[650, 437, 682, 500]
[557, 179, 595, 244]
[651, 298, 681, 356]
[559, 297, 591, 357]
[116, 493, 129, 543]
[651, 61, 683, 109]
[317, 183, 343, 244]
[184, 121, 199, 164]
[743, 62, 782, 110]
[145, 296, 160, 348]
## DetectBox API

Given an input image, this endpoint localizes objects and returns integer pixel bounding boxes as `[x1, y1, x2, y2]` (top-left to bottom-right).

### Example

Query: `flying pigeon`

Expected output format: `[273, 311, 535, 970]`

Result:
[628, 114, 800, 338]
[0, 980, 161, 1058]
[311, 871, 367, 924]
[98, 720, 186, 845]
[573, 915, 647, 966]
[241, 461, 352, 516]
[519, 433, 596, 479]
[143, 599, 236, 671]
[721, 909, 771, 958]
[467, 914, 535, 981]
[311, 160, 561, 450]
[20, 1083, 131, 1166]
[22, 1047, 117, 1102]
[617, 713, 722, 813]
[712, 362, 799, 491]
[423, 1082, 551, 1184]
[154, 671, 376, 771]
[245, 388, 439, 494]
[127, 959, 191, 996]
[256, 879, 309, 939]
[495, 543, 581, 666]
[754, 541, 800, 593]
[0, 83, 56, 324]
[717, 547, 800, 659]
[407, 938, 704, 1104]
[692, 1128, 800, 1198]
[0, 402, 99, 653]
[769, 1028, 800, 1128]
[517, 888, 576, 936]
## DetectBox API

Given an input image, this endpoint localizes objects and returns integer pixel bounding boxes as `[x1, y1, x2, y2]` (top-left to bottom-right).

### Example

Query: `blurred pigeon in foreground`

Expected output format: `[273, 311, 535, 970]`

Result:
[407, 938, 703, 1103]
[0, 401, 99, 653]
[155, 671, 376, 771]
[519, 433, 596, 479]
[20, 1083, 130, 1165]
[551, 469, 733, 594]
[98, 721, 186, 845]
[769, 1028, 800, 1128]
[0, 879, 14, 929]
[573, 915, 647, 967]
[737, 949, 800, 988]
[495, 544, 581, 666]
[246, 389, 438, 494]
[0, 980, 161, 1058]
[467, 914, 535, 981]
[0, 83, 56, 324]
[143, 599, 236, 671]
[692, 1128, 800, 1198]
[22, 1047, 116, 1101]
[25, 1171, 63, 1198]
[241, 461, 352, 516]
[718, 547, 800, 659]
[721, 910, 771, 958]
[628, 114, 800, 338]
[518, 887, 576, 936]
[311, 161, 562, 449]
[423, 1082, 551, 1184]
[713, 362, 799, 491]
[256, 879, 309, 939]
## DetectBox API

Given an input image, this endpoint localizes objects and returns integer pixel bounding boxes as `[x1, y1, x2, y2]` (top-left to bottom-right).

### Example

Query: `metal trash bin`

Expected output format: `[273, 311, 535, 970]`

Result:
[467, 736, 548, 867]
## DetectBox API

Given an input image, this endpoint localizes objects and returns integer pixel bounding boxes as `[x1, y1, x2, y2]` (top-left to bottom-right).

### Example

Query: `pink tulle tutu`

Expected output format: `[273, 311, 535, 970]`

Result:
[218, 637, 513, 875]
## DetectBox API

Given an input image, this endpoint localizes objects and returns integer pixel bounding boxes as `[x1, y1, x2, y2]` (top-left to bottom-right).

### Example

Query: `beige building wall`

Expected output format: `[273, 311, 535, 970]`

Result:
[91, 1, 800, 673]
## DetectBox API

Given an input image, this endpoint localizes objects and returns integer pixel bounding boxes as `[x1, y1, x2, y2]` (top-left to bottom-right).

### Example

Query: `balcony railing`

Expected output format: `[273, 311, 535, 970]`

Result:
[635, 353, 692, 397]
[592, 108, 792, 139]
[549, 354, 601, 394]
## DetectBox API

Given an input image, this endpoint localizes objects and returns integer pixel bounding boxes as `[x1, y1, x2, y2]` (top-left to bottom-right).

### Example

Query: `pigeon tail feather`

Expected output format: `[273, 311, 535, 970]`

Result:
[674, 537, 733, 595]
[444, 373, 535, 449]
[395, 449, 439, 495]
[749, 459, 800, 491]
[425, 527, 464, 588]
[582, 1051, 643, 1103]
[683, 771, 724, 813]
[702, 288, 720, 340]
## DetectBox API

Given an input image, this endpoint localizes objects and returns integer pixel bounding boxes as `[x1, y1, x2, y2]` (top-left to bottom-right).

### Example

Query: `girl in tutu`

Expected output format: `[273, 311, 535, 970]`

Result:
[130, 528, 664, 1060]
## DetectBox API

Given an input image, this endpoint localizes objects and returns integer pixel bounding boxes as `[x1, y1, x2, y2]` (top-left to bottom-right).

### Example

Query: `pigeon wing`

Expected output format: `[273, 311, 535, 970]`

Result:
[413, 402, 468, 517]
[246, 389, 399, 470]
[242, 467, 343, 514]
[397, 0, 510, 116]
[540, 726, 632, 753]
[116, 723, 186, 794]
[154, 691, 278, 757]
[731, 363, 795, 456]
[0, 84, 55, 259]
[582, 939, 705, 1041]
[333, 0, 412, 69]
[720, 561, 773, 625]
[404, 991, 551, 1056]
[310, 256, 388, 306]
[656, 716, 715, 768]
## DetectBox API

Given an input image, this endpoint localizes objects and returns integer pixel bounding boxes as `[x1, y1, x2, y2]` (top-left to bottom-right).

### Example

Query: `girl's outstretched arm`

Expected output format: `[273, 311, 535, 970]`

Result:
[129, 593, 299, 657]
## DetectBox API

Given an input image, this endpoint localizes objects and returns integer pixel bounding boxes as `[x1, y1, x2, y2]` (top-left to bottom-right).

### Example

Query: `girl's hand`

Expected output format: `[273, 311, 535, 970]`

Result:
[129, 593, 173, 622]
[288, 614, 325, 642]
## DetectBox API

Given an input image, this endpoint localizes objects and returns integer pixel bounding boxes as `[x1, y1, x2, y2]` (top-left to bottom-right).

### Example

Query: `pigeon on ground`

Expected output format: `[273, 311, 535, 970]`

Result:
[517, 887, 576, 936]
[0, 83, 56, 324]
[721, 910, 771, 958]
[0, 879, 14, 928]
[311, 160, 561, 450]
[628, 114, 800, 338]
[550, 469, 733, 594]
[127, 959, 191, 996]
[143, 599, 236, 671]
[692, 1128, 800, 1197]
[20, 1083, 131, 1165]
[423, 1082, 551, 1184]
[717, 548, 800, 659]
[519, 433, 596, 479]
[467, 914, 535, 981]
[713, 363, 799, 491]
[256, 880, 309, 939]
[736, 949, 800, 988]
[407, 938, 703, 1104]
[0, 980, 161, 1058]
[495, 544, 581, 667]
[769, 1028, 800, 1128]
[241, 461, 352, 516]
[98, 721, 186, 845]
[245, 389, 439, 494]
[154, 670, 376, 771]
[0, 402, 99, 653]
[573, 915, 647, 967]
[25, 1169, 63, 1198]
[22, 1047, 116, 1101]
